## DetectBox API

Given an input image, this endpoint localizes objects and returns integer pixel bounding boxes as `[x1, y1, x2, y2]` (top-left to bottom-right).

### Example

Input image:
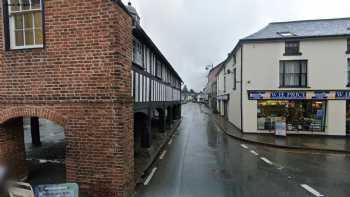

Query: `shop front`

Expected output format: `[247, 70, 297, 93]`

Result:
[248, 90, 350, 135]
[257, 100, 327, 132]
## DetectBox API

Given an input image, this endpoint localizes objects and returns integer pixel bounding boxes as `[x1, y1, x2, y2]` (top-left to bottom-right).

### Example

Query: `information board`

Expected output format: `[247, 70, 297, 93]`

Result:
[275, 122, 287, 137]
[34, 183, 79, 197]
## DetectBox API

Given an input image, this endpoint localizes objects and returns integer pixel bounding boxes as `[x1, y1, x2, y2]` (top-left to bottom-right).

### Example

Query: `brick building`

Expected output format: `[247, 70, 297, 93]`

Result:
[0, 0, 181, 196]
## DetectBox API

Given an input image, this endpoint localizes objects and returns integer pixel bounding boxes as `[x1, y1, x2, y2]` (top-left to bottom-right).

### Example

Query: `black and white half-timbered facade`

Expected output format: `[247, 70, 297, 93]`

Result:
[127, 3, 182, 150]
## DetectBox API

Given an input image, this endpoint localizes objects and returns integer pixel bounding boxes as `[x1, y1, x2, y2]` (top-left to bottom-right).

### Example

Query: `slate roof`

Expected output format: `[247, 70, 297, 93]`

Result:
[243, 17, 350, 41]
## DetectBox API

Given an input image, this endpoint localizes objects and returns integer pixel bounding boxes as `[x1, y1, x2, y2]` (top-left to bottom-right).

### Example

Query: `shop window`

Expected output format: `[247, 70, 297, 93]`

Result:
[280, 60, 307, 87]
[257, 100, 327, 132]
[284, 41, 301, 55]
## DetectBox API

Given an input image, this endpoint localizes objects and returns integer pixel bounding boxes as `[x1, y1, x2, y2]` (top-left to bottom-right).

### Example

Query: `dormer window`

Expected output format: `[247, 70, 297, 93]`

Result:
[5, 0, 44, 50]
[284, 41, 301, 56]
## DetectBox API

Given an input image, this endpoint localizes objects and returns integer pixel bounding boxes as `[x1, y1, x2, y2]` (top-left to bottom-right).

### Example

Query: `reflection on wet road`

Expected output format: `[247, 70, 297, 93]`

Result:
[134, 103, 350, 197]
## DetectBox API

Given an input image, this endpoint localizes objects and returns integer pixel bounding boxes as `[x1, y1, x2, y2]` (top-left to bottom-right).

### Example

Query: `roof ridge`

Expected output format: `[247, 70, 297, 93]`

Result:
[270, 17, 350, 25]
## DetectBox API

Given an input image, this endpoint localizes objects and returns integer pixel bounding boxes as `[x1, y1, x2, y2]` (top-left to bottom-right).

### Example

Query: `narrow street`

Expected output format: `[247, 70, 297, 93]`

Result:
[134, 103, 350, 197]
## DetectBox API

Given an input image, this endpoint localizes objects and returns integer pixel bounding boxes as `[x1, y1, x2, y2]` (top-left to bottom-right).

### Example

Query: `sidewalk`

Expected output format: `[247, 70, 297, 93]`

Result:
[213, 113, 350, 153]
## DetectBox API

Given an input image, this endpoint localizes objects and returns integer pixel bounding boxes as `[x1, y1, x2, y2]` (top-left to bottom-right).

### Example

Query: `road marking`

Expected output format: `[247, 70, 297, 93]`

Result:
[250, 150, 259, 156]
[159, 150, 167, 160]
[300, 184, 324, 197]
[168, 139, 173, 145]
[260, 157, 273, 165]
[240, 144, 248, 149]
[144, 167, 157, 186]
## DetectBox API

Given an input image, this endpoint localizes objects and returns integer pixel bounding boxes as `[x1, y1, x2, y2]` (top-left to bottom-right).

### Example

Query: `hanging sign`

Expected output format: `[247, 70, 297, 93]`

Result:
[34, 183, 79, 197]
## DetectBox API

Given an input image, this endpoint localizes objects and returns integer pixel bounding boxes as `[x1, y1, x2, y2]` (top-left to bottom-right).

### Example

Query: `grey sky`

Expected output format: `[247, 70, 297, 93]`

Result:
[122, 0, 350, 91]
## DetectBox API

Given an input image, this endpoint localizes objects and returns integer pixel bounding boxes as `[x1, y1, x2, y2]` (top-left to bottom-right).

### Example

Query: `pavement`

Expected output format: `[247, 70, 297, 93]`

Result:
[213, 112, 350, 153]
[134, 103, 350, 197]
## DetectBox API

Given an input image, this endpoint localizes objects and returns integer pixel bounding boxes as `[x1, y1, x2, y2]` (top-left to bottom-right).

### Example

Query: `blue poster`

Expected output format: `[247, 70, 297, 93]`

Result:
[35, 183, 79, 197]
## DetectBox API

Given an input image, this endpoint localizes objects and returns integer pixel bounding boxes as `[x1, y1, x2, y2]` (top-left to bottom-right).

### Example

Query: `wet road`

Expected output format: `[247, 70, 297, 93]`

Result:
[134, 103, 350, 197]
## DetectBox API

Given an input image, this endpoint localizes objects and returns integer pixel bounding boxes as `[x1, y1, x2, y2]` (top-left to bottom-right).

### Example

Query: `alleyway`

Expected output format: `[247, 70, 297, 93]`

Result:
[134, 103, 350, 197]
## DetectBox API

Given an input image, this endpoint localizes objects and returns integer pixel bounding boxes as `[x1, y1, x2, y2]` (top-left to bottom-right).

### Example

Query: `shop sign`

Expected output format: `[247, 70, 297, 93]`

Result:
[217, 94, 229, 101]
[335, 91, 350, 99]
[271, 92, 306, 99]
[34, 183, 79, 197]
[248, 90, 350, 100]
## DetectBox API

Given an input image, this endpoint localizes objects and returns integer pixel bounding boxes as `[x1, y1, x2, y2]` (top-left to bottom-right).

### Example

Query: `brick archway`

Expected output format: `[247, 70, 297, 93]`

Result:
[0, 107, 67, 127]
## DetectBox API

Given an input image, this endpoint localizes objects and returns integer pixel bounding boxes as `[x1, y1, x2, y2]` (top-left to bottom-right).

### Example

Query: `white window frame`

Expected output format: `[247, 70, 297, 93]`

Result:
[7, 0, 43, 49]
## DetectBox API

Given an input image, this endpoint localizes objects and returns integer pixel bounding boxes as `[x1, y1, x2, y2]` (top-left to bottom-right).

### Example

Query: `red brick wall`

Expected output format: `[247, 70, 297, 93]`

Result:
[0, 0, 133, 196]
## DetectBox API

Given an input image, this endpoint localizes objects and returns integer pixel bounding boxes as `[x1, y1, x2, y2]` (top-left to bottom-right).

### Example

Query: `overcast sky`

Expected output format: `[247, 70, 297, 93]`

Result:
[122, 0, 350, 91]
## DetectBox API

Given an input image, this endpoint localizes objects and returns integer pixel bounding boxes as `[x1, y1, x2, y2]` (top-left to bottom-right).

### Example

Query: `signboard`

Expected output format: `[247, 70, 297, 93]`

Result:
[34, 183, 79, 197]
[248, 90, 350, 100]
[271, 91, 306, 99]
[217, 94, 229, 101]
[335, 91, 350, 99]
[275, 122, 287, 137]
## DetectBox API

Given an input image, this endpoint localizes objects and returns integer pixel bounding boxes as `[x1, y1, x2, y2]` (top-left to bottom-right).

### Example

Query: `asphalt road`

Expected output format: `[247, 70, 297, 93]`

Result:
[134, 103, 350, 197]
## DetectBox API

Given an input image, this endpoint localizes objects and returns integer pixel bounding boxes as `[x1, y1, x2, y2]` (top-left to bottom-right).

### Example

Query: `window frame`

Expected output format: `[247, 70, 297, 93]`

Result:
[4, 0, 45, 50]
[233, 68, 237, 90]
[347, 38, 350, 54]
[279, 60, 308, 88]
[284, 41, 302, 56]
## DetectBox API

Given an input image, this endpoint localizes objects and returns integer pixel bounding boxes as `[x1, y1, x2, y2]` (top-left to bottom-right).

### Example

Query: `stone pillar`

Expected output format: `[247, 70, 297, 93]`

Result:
[166, 108, 173, 129]
[30, 117, 41, 147]
[141, 112, 152, 148]
[0, 118, 27, 180]
[159, 110, 166, 133]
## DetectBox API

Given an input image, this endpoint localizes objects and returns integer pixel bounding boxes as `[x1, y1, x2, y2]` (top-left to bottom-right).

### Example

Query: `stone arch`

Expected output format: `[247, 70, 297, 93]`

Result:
[0, 107, 68, 127]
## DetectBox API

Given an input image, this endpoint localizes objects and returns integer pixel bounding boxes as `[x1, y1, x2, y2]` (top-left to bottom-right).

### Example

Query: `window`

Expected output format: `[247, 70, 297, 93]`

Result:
[257, 100, 326, 132]
[233, 68, 237, 90]
[347, 38, 350, 53]
[133, 39, 143, 66]
[223, 75, 226, 93]
[284, 41, 300, 55]
[6, 0, 43, 49]
[280, 60, 307, 87]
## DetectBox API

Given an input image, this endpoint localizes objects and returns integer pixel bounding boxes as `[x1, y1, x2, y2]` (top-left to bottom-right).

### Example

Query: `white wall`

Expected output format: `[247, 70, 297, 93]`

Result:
[217, 66, 226, 114]
[242, 37, 350, 135]
[224, 49, 242, 129]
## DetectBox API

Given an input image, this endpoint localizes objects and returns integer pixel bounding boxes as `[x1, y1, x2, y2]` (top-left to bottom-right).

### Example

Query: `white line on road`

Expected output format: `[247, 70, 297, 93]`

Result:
[260, 157, 273, 165]
[300, 184, 324, 197]
[240, 144, 248, 149]
[159, 150, 167, 160]
[144, 167, 157, 186]
[168, 139, 173, 145]
[250, 150, 259, 156]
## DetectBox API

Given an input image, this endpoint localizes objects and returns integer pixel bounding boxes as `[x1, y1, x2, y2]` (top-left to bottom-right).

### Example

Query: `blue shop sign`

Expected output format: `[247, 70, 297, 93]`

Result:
[335, 91, 350, 99]
[249, 91, 265, 100]
[312, 91, 330, 100]
[270, 92, 306, 99]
